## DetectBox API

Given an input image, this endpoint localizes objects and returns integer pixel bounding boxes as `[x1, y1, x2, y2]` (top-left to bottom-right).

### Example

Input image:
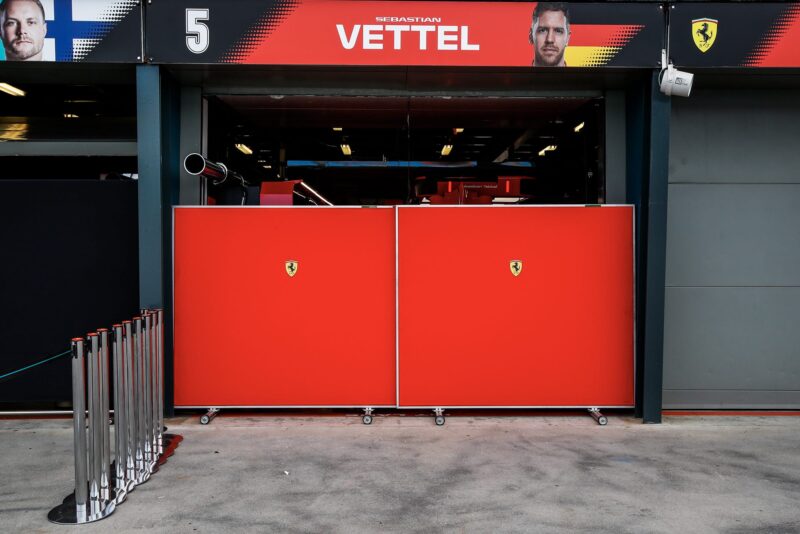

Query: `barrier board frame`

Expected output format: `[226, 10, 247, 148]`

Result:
[394, 204, 636, 410]
[172, 205, 398, 409]
[172, 204, 635, 411]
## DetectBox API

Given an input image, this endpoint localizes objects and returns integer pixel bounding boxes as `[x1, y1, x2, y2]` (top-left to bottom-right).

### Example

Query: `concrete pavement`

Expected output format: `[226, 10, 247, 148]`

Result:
[1, 413, 799, 533]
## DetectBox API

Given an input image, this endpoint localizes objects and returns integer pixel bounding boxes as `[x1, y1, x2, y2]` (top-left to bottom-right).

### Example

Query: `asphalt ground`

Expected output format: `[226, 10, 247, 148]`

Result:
[1, 413, 799, 533]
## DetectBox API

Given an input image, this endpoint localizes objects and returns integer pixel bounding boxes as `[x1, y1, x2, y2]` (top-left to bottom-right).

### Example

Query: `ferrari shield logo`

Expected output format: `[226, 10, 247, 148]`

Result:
[285, 260, 298, 277]
[692, 18, 717, 53]
[510, 260, 523, 277]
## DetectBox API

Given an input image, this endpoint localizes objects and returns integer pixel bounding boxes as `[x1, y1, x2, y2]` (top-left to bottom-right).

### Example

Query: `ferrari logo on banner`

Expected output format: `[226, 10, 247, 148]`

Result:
[285, 260, 298, 277]
[692, 18, 718, 53]
[510, 260, 523, 277]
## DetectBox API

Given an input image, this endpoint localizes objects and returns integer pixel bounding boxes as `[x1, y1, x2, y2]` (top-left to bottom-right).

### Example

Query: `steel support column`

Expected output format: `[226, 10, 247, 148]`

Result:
[627, 71, 670, 424]
[641, 71, 670, 424]
[136, 64, 179, 415]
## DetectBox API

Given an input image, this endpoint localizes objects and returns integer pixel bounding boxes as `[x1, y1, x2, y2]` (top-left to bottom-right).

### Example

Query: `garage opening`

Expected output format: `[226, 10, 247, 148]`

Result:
[202, 95, 605, 206]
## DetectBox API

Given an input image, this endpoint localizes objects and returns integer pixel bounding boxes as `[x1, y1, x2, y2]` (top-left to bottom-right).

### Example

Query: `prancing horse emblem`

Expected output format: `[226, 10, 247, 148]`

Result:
[692, 18, 718, 53]
[510, 260, 523, 277]
[285, 260, 298, 277]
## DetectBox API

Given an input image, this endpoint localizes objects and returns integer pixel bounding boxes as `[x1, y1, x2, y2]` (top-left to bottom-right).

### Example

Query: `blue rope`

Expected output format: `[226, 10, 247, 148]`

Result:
[0, 350, 72, 381]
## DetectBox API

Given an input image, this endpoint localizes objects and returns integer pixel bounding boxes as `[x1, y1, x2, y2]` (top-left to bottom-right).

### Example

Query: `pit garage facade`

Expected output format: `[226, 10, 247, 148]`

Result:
[2, 0, 799, 423]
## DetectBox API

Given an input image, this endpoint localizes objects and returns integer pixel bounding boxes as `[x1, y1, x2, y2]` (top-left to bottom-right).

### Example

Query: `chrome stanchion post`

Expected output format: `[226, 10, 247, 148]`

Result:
[49, 309, 183, 523]
[133, 317, 148, 482]
[86, 333, 102, 518]
[112, 325, 128, 503]
[147, 310, 159, 461]
[47, 339, 90, 524]
[122, 320, 136, 487]
[142, 312, 154, 469]
[97, 329, 112, 503]
[49, 311, 180, 524]
[48, 337, 117, 524]
[156, 309, 164, 454]
[71, 338, 89, 522]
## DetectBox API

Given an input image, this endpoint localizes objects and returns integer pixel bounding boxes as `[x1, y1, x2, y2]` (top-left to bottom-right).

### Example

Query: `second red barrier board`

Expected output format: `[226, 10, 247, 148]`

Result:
[397, 206, 635, 408]
[173, 207, 396, 407]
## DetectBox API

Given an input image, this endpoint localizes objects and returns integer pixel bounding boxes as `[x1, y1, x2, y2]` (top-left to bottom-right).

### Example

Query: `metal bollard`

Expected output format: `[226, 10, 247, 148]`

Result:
[112, 325, 128, 503]
[132, 317, 148, 482]
[88, 332, 115, 521]
[71, 339, 89, 521]
[122, 321, 137, 486]
[142, 312, 154, 468]
[156, 309, 164, 454]
[47, 339, 89, 524]
[147, 311, 159, 461]
[49, 312, 181, 524]
[97, 329, 112, 503]
[87, 333, 102, 517]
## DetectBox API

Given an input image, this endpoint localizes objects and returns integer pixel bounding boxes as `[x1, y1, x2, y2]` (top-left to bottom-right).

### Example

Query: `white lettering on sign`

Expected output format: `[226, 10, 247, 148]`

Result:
[438, 26, 458, 50]
[335, 24, 480, 51]
[375, 17, 442, 23]
[415, 25, 435, 50]
[337, 24, 360, 49]
[385, 25, 410, 49]
[363, 25, 383, 49]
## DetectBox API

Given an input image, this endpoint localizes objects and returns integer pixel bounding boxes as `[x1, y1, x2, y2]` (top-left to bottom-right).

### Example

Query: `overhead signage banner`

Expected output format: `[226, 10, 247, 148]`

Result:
[0, 0, 142, 63]
[145, 1, 663, 67]
[670, 3, 800, 67]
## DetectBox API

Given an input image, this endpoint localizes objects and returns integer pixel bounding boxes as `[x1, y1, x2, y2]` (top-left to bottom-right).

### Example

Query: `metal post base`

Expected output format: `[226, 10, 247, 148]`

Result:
[48, 492, 116, 524]
[200, 408, 220, 425]
[156, 434, 184, 467]
[433, 408, 445, 426]
[362, 408, 374, 425]
[111, 469, 129, 505]
[588, 408, 608, 426]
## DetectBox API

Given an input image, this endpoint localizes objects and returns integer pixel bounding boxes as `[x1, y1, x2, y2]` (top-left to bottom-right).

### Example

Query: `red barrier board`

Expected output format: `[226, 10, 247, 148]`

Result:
[397, 206, 634, 408]
[173, 207, 396, 406]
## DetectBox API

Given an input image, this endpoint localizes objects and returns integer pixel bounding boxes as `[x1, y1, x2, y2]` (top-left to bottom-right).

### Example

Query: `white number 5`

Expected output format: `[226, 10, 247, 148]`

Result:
[186, 9, 210, 54]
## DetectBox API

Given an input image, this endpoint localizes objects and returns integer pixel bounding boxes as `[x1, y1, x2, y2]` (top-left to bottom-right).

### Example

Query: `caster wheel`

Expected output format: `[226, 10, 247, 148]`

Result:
[362, 415, 373, 425]
[435, 415, 445, 426]
[598, 416, 608, 426]
[200, 415, 210, 425]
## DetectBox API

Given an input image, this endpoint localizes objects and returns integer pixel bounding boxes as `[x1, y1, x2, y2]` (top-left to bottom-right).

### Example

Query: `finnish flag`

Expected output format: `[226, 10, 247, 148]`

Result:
[38, 0, 137, 61]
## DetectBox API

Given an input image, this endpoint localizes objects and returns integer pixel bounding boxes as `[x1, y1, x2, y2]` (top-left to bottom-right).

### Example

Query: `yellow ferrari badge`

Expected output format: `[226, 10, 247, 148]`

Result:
[692, 18, 717, 53]
[285, 260, 298, 277]
[510, 260, 523, 277]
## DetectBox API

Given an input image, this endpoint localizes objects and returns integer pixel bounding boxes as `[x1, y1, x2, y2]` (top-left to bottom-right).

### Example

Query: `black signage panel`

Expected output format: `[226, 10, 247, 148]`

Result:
[670, 2, 800, 68]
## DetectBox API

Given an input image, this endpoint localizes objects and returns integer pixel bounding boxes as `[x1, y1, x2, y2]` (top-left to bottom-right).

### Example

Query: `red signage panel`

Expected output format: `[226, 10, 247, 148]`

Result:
[397, 206, 634, 408]
[147, 1, 663, 67]
[174, 207, 396, 407]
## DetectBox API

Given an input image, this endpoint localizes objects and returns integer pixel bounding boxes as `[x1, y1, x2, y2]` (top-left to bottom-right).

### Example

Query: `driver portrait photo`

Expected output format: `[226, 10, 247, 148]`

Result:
[0, 0, 48, 61]
[529, 2, 570, 67]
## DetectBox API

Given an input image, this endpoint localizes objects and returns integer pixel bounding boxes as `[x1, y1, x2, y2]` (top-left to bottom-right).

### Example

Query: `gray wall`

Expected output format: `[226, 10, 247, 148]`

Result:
[664, 90, 800, 409]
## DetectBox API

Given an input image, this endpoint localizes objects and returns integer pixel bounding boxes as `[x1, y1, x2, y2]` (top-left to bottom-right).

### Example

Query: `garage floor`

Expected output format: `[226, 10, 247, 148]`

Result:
[1, 413, 799, 533]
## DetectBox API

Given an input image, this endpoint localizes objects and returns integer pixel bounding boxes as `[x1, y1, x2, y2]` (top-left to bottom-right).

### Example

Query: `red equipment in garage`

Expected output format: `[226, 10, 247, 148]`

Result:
[421, 177, 529, 204]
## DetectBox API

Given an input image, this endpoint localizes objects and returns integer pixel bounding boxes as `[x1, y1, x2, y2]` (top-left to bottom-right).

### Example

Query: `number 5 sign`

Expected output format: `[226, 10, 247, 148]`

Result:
[186, 9, 210, 54]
